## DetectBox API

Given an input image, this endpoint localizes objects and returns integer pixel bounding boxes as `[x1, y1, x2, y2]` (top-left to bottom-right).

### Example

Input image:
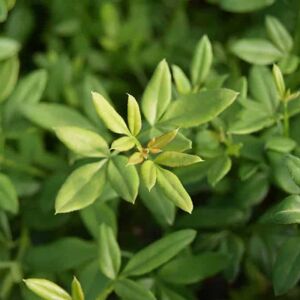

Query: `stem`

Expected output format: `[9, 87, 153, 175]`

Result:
[283, 100, 289, 137]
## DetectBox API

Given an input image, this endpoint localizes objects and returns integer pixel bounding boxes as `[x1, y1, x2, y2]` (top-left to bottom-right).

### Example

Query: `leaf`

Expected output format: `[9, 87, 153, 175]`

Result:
[158, 252, 228, 284]
[140, 160, 156, 191]
[21, 103, 94, 130]
[148, 129, 178, 150]
[55, 160, 107, 213]
[25, 238, 96, 273]
[23, 279, 72, 300]
[0, 173, 18, 214]
[72, 277, 85, 300]
[286, 155, 300, 186]
[92, 92, 130, 135]
[141, 59, 171, 125]
[272, 237, 300, 295]
[260, 195, 300, 224]
[162, 89, 238, 128]
[265, 136, 296, 153]
[0, 0, 7, 22]
[111, 136, 135, 152]
[98, 224, 121, 279]
[156, 167, 193, 213]
[54, 126, 109, 158]
[122, 229, 196, 276]
[107, 155, 139, 203]
[219, 0, 275, 12]
[172, 65, 191, 94]
[0, 37, 20, 60]
[272, 64, 285, 98]
[230, 39, 283, 65]
[4, 69, 47, 121]
[127, 94, 142, 136]
[127, 152, 144, 165]
[207, 155, 232, 186]
[115, 279, 156, 300]
[155, 151, 202, 167]
[266, 16, 293, 53]
[191, 35, 213, 87]
[0, 56, 19, 103]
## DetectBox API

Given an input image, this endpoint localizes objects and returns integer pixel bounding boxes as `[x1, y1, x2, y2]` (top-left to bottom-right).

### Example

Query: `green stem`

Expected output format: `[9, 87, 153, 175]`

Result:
[283, 100, 289, 137]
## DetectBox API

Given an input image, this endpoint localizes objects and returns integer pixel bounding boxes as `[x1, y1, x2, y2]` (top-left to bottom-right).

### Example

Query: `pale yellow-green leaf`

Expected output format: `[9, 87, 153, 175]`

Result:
[148, 129, 178, 150]
[272, 64, 285, 98]
[92, 92, 130, 135]
[172, 65, 191, 95]
[111, 136, 135, 152]
[72, 277, 85, 300]
[141, 160, 157, 191]
[127, 152, 144, 165]
[127, 94, 142, 136]
[155, 151, 202, 167]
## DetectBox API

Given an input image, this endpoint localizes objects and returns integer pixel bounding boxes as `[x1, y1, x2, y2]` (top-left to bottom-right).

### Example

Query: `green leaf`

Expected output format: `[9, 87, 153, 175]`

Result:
[122, 229, 196, 276]
[127, 94, 142, 136]
[162, 89, 238, 128]
[172, 65, 191, 95]
[156, 167, 193, 213]
[0, 173, 18, 214]
[54, 126, 109, 158]
[155, 151, 202, 167]
[207, 155, 232, 186]
[278, 54, 299, 74]
[272, 237, 300, 295]
[98, 224, 121, 279]
[140, 160, 156, 191]
[191, 35, 213, 87]
[21, 103, 94, 130]
[272, 64, 285, 98]
[0, 56, 19, 103]
[148, 129, 178, 150]
[4, 69, 47, 121]
[230, 39, 283, 65]
[115, 279, 156, 300]
[92, 92, 130, 135]
[265, 136, 296, 153]
[55, 160, 107, 213]
[158, 252, 228, 284]
[23, 278, 72, 300]
[260, 195, 300, 224]
[142, 59, 171, 125]
[219, 0, 275, 12]
[0, 37, 20, 60]
[287, 155, 300, 186]
[0, 0, 7, 22]
[71, 277, 85, 300]
[266, 16, 293, 53]
[108, 155, 139, 203]
[111, 136, 135, 152]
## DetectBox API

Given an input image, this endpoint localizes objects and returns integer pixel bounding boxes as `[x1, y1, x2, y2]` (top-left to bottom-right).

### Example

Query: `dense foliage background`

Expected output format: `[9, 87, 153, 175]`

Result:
[1, 0, 300, 299]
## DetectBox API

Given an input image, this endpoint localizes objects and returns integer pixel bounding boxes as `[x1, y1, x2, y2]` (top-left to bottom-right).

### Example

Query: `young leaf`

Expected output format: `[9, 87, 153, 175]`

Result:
[55, 160, 107, 213]
[0, 173, 18, 214]
[92, 92, 130, 135]
[272, 64, 285, 98]
[154, 151, 202, 167]
[141, 59, 171, 125]
[108, 155, 139, 203]
[260, 195, 300, 224]
[98, 224, 121, 279]
[141, 160, 157, 191]
[115, 279, 156, 300]
[127, 152, 144, 165]
[265, 136, 296, 153]
[122, 229, 196, 276]
[162, 89, 238, 128]
[71, 277, 85, 300]
[0, 37, 20, 60]
[272, 237, 300, 295]
[158, 252, 228, 284]
[230, 38, 283, 65]
[54, 126, 109, 158]
[266, 16, 293, 53]
[286, 155, 300, 186]
[172, 65, 191, 94]
[127, 94, 142, 136]
[111, 136, 135, 152]
[156, 167, 193, 213]
[207, 155, 232, 186]
[191, 35, 213, 87]
[0, 0, 7, 22]
[23, 278, 72, 300]
[148, 129, 178, 150]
